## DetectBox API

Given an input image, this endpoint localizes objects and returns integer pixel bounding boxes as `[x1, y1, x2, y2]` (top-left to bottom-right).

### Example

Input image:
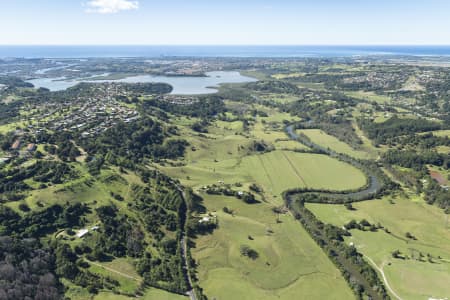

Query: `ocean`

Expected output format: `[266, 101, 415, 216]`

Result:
[1, 45, 450, 59]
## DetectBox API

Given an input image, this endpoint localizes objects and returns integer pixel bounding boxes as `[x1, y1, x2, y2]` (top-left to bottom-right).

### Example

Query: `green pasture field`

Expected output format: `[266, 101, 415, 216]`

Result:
[192, 194, 354, 300]
[8, 165, 142, 216]
[345, 91, 393, 104]
[430, 129, 450, 137]
[241, 151, 366, 196]
[270, 72, 305, 79]
[298, 129, 371, 159]
[251, 121, 309, 151]
[161, 149, 366, 200]
[94, 288, 188, 300]
[160, 115, 366, 299]
[306, 196, 450, 300]
[88, 258, 141, 294]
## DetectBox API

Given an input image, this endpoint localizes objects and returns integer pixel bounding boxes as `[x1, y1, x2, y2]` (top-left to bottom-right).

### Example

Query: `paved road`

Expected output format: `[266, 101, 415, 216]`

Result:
[181, 236, 196, 300]
[177, 187, 197, 300]
[364, 256, 403, 300]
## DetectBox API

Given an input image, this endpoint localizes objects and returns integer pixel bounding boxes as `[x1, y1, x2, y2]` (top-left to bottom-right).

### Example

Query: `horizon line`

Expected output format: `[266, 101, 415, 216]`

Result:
[1, 44, 450, 47]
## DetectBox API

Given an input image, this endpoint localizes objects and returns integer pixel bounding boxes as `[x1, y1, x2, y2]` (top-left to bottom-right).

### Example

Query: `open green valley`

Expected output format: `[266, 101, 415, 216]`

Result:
[1, 54, 450, 300]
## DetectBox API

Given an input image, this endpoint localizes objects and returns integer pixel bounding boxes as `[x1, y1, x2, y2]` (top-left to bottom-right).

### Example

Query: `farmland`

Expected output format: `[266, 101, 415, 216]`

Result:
[160, 110, 366, 299]
[241, 151, 366, 195]
[298, 129, 372, 159]
[192, 194, 354, 300]
[306, 196, 450, 300]
[2, 56, 450, 300]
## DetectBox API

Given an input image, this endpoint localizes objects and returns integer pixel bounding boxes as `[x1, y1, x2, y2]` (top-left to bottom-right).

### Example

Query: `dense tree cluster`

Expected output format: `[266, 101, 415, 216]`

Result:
[0, 76, 34, 89]
[246, 80, 300, 94]
[424, 178, 450, 212]
[143, 95, 226, 118]
[204, 184, 258, 204]
[388, 132, 450, 149]
[54, 242, 119, 294]
[0, 203, 88, 238]
[0, 101, 22, 125]
[0, 237, 62, 300]
[383, 149, 448, 170]
[358, 116, 442, 145]
[130, 186, 181, 237]
[79, 117, 187, 168]
[39, 131, 81, 161]
[0, 161, 79, 194]
[287, 91, 363, 149]
[190, 120, 209, 133]
[124, 175, 189, 294]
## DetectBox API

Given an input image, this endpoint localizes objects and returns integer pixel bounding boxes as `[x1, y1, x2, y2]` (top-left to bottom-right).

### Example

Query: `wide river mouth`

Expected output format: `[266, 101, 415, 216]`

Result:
[26, 71, 257, 95]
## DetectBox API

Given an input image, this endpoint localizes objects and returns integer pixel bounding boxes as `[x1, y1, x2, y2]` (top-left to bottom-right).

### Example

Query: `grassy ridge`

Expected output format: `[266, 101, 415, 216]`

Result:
[193, 194, 354, 300]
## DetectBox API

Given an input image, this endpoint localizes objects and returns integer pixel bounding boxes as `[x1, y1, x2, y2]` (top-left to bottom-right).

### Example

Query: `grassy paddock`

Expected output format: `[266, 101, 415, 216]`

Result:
[306, 196, 450, 300]
[241, 151, 366, 196]
[193, 194, 354, 300]
[298, 129, 371, 159]
[345, 91, 393, 104]
[88, 258, 141, 294]
[162, 150, 366, 200]
[94, 288, 187, 300]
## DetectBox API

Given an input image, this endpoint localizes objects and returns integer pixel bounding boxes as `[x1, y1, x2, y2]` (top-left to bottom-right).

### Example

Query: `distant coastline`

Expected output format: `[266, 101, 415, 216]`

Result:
[1, 45, 450, 59]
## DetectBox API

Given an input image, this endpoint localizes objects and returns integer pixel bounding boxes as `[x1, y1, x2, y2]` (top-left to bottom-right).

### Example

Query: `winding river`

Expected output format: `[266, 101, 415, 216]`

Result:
[284, 124, 382, 204]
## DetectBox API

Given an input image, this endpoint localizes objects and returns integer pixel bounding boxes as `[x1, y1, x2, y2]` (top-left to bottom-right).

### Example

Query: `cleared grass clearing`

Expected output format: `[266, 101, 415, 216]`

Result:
[0, 121, 27, 134]
[259, 112, 301, 123]
[88, 258, 140, 294]
[15, 169, 139, 219]
[306, 196, 450, 300]
[430, 129, 450, 137]
[251, 122, 309, 151]
[62, 280, 92, 300]
[298, 129, 371, 159]
[193, 194, 354, 300]
[259, 93, 300, 104]
[401, 75, 425, 91]
[271, 73, 305, 79]
[162, 150, 366, 199]
[274, 139, 309, 151]
[435, 145, 450, 154]
[242, 151, 366, 196]
[351, 120, 384, 156]
[428, 166, 449, 185]
[345, 91, 393, 104]
[214, 120, 244, 132]
[94, 288, 188, 300]
[296, 82, 326, 90]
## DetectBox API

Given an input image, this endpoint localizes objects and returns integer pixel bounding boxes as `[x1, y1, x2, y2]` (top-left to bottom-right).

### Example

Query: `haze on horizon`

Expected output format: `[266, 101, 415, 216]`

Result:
[1, 0, 449, 46]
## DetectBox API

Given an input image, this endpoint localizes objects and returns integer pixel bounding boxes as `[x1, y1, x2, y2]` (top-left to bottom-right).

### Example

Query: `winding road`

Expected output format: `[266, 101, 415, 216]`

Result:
[176, 186, 198, 300]
[364, 256, 403, 300]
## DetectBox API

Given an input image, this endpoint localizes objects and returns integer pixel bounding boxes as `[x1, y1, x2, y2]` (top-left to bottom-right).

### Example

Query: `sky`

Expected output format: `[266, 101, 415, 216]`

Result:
[0, 0, 449, 45]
